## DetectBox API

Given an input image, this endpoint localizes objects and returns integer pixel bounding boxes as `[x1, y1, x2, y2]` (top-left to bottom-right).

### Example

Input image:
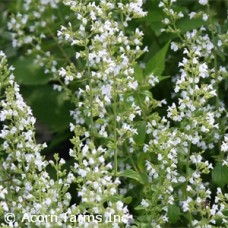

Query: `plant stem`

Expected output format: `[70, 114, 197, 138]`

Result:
[47, 26, 72, 64]
[85, 43, 94, 140]
[186, 141, 193, 228]
[113, 74, 118, 175]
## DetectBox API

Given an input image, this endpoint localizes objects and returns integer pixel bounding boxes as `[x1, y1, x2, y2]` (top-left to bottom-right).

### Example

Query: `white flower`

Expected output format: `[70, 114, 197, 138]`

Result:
[59, 158, 66, 164]
[53, 84, 62, 92]
[0, 50, 6, 57]
[210, 204, 218, 216]
[141, 199, 149, 208]
[101, 84, 112, 97]
[128, 81, 138, 90]
[199, 63, 208, 78]
[217, 40, 222, 47]
[178, 176, 186, 182]
[78, 168, 87, 178]
[199, 0, 208, 5]
[221, 136, 228, 152]
[182, 197, 192, 212]
[116, 201, 124, 211]
[82, 144, 89, 155]
[163, 18, 170, 24]
[178, 12, 184, 18]
[75, 52, 81, 59]
[189, 12, 196, 19]
[129, 113, 135, 121]
[171, 42, 178, 52]
[148, 73, 159, 86]
[59, 67, 67, 77]
[158, 2, 164, 7]
[0, 185, 8, 199]
[202, 14, 208, 21]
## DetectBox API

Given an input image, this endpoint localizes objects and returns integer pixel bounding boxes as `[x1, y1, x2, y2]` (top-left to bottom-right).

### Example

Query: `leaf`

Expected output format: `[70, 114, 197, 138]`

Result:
[143, 1, 164, 36]
[104, 195, 122, 203]
[48, 131, 71, 151]
[134, 121, 146, 145]
[138, 153, 150, 172]
[134, 64, 144, 83]
[123, 196, 132, 204]
[157, 75, 170, 82]
[21, 85, 72, 131]
[12, 56, 51, 85]
[103, 195, 132, 204]
[134, 205, 146, 211]
[139, 90, 153, 99]
[119, 169, 144, 184]
[145, 8, 164, 23]
[145, 41, 170, 77]
[212, 164, 228, 188]
[168, 204, 181, 224]
[177, 18, 208, 34]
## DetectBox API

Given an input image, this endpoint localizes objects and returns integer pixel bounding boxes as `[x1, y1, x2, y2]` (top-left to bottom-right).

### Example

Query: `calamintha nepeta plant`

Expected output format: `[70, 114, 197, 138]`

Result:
[1, 0, 228, 227]
[0, 51, 73, 228]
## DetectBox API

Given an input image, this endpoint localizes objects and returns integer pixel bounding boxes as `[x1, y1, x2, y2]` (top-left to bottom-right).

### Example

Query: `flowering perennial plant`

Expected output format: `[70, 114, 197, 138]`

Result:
[0, 51, 72, 227]
[0, 0, 228, 227]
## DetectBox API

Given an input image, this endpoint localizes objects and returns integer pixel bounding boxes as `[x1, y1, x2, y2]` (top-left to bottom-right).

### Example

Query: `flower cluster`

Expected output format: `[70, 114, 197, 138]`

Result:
[55, 0, 148, 226]
[0, 51, 72, 227]
[7, 0, 71, 78]
[8, 0, 60, 48]
[1, 0, 228, 227]
[68, 125, 133, 226]
[157, 0, 228, 226]
[56, 0, 147, 166]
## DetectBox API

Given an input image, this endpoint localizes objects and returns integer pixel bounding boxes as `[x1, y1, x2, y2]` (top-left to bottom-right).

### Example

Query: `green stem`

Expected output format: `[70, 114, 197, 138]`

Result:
[113, 74, 118, 175]
[85, 43, 94, 140]
[46, 26, 72, 64]
[186, 141, 193, 228]
[126, 147, 140, 174]
[207, 4, 224, 159]
[214, 55, 220, 110]
[185, 64, 196, 227]
[135, 89, 147, 121]
[119, 0, 125, 33]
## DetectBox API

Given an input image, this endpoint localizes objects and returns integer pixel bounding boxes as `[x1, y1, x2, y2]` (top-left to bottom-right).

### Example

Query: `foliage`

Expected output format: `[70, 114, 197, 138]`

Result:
[0, 0, 228, 227]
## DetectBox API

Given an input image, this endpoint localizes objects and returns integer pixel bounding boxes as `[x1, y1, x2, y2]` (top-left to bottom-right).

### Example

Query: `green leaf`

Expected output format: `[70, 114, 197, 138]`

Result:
[21, 85, 72, 131]
[134, 121, 146, 145]
[123, 196, 132, 204]
[212, 164, 228, 188]
[103, 195, 132, 204]
[48, 131, 71, 151]
[105, 195, 122, 203]
[119, 169, 144, 184]
[139, 90, 153, 99]
[12, 56, 51, 85]
[134, 205, 146, 211]
[145, 41, 170, 76]
[168, 204, 181, 224]
[177, 18, 208, 34]
[138, 153, 150, 172]
[143, 1, 164, 36]
[134, 64, 144, 83]
[145, 8, 164, 23]
[157, 75, 170, 82]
